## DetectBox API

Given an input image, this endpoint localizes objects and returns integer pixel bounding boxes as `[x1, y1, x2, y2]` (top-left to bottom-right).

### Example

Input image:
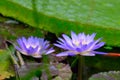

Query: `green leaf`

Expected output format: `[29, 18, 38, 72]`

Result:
[0, 0, 120, 46]
[0, 49, 14, 79]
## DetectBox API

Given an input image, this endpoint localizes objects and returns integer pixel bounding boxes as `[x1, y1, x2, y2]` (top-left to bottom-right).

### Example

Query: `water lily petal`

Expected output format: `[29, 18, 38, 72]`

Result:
[56, 51, 75, 57]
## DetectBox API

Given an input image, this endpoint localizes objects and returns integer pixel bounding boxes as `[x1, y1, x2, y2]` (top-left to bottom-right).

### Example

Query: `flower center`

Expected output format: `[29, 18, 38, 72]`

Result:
[74, 41, 80, 46]
[82, 40, 87, 45]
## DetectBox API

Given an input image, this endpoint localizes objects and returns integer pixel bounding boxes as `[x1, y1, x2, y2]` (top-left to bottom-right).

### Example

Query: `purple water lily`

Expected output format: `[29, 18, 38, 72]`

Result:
[54, 31, 106, 57]
[15, 36, 55, 58]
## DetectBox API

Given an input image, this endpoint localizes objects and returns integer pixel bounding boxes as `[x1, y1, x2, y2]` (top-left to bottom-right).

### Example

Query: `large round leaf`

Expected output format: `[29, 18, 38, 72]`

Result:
[0, 0, 120, 46]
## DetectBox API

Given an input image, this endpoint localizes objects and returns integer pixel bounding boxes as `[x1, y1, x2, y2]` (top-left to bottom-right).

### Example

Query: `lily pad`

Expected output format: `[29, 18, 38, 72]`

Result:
[0, 0, 120, 46]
